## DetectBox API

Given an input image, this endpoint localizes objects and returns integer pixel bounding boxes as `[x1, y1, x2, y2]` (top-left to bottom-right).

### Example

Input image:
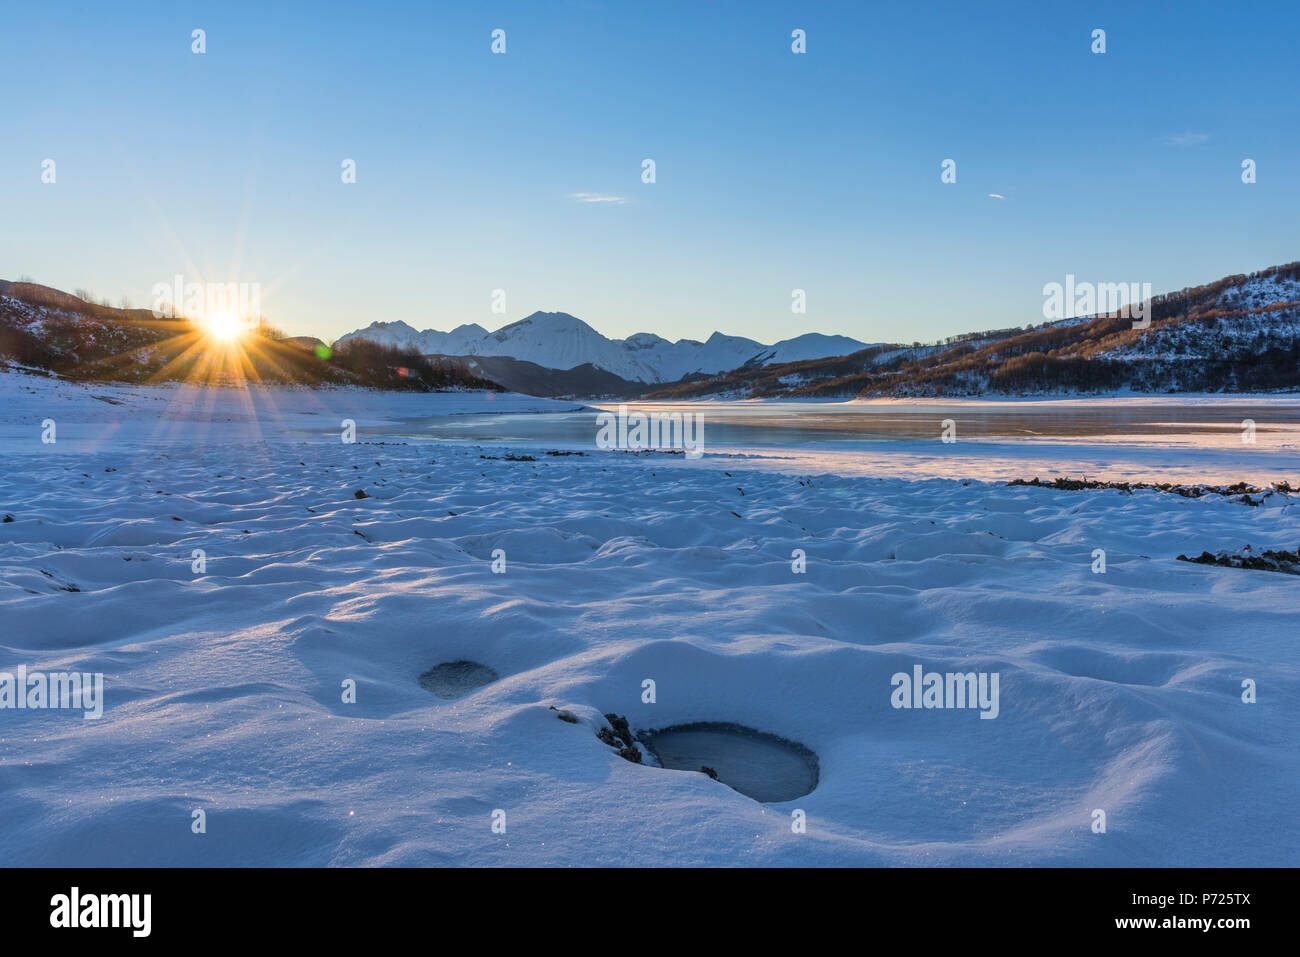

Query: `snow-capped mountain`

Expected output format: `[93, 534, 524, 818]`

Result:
[336, 312, 870, 383]
[339, 320, 491, 358]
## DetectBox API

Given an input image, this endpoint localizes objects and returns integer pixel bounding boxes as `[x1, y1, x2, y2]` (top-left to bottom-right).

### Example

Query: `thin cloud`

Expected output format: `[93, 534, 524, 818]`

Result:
[1166, 131, 1210, 147]
[569, 192, 626, 204]
[988, 193, 1005, 200]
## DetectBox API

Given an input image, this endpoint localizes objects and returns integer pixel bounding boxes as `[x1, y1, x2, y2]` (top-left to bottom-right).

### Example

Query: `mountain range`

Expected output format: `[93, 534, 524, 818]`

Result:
[337, 313, 869, 384]
[7, 262, 1300, 398]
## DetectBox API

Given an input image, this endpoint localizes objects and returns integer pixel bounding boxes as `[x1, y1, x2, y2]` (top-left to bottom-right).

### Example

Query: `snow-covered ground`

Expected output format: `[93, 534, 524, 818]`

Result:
[1, 371, 1296, 866]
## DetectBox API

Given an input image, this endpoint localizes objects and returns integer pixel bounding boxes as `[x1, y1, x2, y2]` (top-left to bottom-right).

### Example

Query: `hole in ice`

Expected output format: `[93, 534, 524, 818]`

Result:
[418, 660, 499, 700]
[640, 722, 818, 803]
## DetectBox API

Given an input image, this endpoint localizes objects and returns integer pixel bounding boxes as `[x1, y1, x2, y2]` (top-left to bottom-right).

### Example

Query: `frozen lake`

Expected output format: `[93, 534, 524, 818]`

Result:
[385, 397, 1300, 449]
[371, 396, 1300, 485]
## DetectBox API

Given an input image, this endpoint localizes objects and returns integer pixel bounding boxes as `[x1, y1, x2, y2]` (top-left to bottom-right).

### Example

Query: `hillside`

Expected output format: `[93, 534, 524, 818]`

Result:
[427, 353, 644, 398]
[0, 281, 499, 392]
[11, 263, 1299, 399]
[647, 263, 1300, 399]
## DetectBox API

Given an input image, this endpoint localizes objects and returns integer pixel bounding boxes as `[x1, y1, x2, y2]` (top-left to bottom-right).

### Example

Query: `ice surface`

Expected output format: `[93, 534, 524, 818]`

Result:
[419, 661, 499, 700]
[642, 723, 818, 803]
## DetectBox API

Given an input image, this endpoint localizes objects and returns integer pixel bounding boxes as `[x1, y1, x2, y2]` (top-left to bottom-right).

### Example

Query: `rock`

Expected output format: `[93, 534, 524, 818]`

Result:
[550, 706, 579, 724]
[603, 713, 635, 748]
[598, 714, 642, 764]
[1177, 546, 1300, 575]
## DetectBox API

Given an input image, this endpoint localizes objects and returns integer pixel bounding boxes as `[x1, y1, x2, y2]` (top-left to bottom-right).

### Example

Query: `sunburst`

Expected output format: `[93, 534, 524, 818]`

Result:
[203, 311, 249, 343]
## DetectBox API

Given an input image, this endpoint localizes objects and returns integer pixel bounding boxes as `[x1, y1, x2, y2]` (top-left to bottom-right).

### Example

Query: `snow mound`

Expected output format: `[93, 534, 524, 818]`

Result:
[0, 372, 1294, 865]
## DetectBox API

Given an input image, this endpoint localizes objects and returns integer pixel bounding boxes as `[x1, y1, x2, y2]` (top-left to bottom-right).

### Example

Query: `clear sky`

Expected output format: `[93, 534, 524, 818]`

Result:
[3, 0, 1298, 345]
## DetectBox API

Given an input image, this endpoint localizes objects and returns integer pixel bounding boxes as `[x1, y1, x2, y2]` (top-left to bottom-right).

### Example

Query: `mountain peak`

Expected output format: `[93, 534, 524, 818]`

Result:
[520, 310, 581, 321]
[511, 311, 596, 332]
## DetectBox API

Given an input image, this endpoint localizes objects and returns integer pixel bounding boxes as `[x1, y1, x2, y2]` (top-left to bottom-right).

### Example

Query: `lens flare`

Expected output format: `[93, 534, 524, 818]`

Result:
[205, 312, 246, 341]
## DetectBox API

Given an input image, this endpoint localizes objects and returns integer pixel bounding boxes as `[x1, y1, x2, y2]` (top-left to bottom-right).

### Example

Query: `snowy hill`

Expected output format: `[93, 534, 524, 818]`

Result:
[337, 311, 871, 383]
[0, 282, 498, 392]
[649, 262, 1300, 398]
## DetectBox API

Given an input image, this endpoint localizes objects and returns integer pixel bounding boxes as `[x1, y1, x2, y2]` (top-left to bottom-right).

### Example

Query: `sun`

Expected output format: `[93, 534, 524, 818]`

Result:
[204, 312, 247, 342]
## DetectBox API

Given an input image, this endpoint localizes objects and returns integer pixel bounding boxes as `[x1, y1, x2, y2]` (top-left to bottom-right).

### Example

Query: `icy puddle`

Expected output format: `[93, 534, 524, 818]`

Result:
[418, 661, 499, 700]
[642, 723, 819, 803]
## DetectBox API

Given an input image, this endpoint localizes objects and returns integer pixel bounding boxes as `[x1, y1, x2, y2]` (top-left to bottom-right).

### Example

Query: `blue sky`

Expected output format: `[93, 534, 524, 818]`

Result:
[3, 0, 1298, 344]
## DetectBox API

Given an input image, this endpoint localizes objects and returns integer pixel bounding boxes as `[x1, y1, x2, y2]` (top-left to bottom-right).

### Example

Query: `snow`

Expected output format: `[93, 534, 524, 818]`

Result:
[337, 311, 872, 383]
[1217, 274, 1300, 308]
[334, 320, 492, 359]
[0, 370, 1295, 865]
[766, 333, 871, 364]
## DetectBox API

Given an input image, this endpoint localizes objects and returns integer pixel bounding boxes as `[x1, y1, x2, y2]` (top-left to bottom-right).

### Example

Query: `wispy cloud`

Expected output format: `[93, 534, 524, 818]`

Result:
[1166, 131, 1210, 147]
[569, 192, 626, 204]
[988, 193, 1005, 200]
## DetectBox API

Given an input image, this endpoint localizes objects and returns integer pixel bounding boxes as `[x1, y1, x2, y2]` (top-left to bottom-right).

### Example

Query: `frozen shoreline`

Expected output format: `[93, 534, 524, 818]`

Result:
[1, 370, 1296, 866]
[626, 391, 1300, 407]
